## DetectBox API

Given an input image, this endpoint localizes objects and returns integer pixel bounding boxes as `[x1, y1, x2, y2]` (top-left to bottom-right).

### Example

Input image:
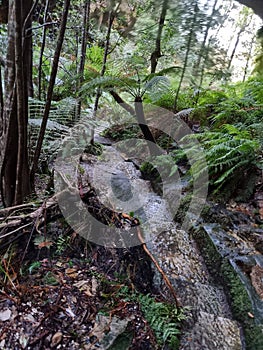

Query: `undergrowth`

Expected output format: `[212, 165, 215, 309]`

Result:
[109, 285, 185, 349]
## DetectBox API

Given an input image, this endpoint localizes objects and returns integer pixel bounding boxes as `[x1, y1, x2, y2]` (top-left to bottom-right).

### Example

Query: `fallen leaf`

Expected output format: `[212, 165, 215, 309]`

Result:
[91, 276, 98, 295]
[73, 280, 92, 296]
[0, 309, 11, 321]
[38, 241, 53, 248]
[51, 331, 63, 348]
[65, 268, 78, 278]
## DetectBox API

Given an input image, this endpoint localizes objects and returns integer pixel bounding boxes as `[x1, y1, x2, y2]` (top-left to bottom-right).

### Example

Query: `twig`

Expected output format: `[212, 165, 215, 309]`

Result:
[136, 226, 181, 308]
[0, 222, 33, 240]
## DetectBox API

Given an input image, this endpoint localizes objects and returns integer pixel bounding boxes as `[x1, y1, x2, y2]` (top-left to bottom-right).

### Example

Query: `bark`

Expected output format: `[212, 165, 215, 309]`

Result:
[198, 0, 234, 90]
[30, 0, 70, 185]
[0, 64, 3, 131]
[150, 0, 169, 74]
[1, 0, 33, 206]
[109, 90, 135, 116]
[134, 96, 161, 156]
[227, 13, 253, 70]
[243, 33, 256, 81]
[14, 0, 31, 204]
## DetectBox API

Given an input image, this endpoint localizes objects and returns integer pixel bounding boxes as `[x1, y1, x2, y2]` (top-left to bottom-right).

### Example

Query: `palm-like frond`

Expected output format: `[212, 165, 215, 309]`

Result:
[143, 76, 170, 101]
[81, 75, 138, 95]
[143, 66, 182, 82]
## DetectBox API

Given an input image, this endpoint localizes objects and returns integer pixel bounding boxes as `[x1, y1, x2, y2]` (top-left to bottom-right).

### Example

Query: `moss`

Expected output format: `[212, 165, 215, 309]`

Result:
[192, 226, 263, 349]
[84, 142, 103, 156]
[174, 194, 192, 225]
[140, 161, 163, 195]
[192, 227, 222, 278]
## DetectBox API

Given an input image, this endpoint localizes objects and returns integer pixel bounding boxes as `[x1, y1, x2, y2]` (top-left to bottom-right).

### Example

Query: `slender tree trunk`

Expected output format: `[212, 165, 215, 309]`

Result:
[109, 90, 135, 115]
[76, 0, 90, 119]
[242, 33, 256, 82]
[174, 1, 198, 112]
[91, 4, 118, 144]
[227, 12, 253, 70]
[227, 28, 244, 70]
[150, 0, 169, 74]
[134, 96, 161, 156]
[22, 0, 37, 98]
[0, 64, 3, 132]
[38, 0, 50, 100]
[198, 0, 234, 90]
[14, 0, 31, 204]
[30, 0, 70, 185]
[193, 0, 219, 79]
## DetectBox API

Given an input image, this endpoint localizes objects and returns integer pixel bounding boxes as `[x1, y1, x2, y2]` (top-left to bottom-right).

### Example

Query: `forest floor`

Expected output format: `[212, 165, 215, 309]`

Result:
[1, 128, 263, 350]
[0, 228, 168, 350]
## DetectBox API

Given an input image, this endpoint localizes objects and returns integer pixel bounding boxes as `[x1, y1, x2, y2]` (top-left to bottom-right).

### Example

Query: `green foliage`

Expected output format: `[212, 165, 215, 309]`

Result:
[113, 286, 184, 349]
[81, 73, 170, 101]
[56, 235, 70, 254]
[178, 123, 260, 197]
[137, 293, 184, 349]
[203, 127, 258, 186]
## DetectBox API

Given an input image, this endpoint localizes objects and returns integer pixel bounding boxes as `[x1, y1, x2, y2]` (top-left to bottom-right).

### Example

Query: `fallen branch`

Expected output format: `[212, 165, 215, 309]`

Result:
[136, 226, 181, 309]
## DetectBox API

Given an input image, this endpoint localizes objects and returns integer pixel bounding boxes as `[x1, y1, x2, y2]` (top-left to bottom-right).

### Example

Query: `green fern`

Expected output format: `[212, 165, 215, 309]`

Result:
[178, 124, 260, 194]
[137, 293, 185, 349]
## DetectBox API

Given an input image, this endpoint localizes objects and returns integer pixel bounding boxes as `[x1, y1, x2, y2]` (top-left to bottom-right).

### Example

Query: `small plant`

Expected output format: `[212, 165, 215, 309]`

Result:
[56, 235, 70, 254]
[137, 293, 185, 349]
[109, 285, 185, 349]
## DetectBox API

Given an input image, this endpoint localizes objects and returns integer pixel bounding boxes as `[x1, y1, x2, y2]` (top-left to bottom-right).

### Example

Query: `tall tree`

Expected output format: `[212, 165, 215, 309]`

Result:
[1, 0, 33, 206]
[38, 0, 50, 100]
[76, 0, 90, 119]
[227, 7, 253, 70]
[173, 1, 199, 111]
[91, 1, 120, 144]
[150, 0, 169, 73]
[193, 0, 219, 81]
[30, 0, 71, 185]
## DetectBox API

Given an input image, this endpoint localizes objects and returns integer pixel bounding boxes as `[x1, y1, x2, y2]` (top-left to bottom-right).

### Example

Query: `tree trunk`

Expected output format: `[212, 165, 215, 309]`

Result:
[38, 0, 50, 100]
[174, 1, 199, 112]
[193, 0, 219, 80]
[198, 0, 234, 90]
[76, 0, 90, 119]
[134, 96, 161, 156]
[1, 0, 33, 206]
[30, 0, 70, 186]
[242, 33, 256, 81]
[91, 5, 117, 144]
[150, 0, 169, 74]
[0, 64, 3, 132]
[14, 0, 31, 204]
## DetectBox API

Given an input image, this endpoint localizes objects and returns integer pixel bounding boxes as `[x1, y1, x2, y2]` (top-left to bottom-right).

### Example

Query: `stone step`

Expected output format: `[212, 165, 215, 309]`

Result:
[179, 311, 243, 350]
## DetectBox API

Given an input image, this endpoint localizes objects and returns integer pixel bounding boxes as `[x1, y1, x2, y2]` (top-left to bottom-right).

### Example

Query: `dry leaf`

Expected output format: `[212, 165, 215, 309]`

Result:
[38, 241, 53, 249]
[65, 268, 78, 278]
[51, 331, 63, 347]
[0, 309, 11, 321]
[73, 280, 92, 296]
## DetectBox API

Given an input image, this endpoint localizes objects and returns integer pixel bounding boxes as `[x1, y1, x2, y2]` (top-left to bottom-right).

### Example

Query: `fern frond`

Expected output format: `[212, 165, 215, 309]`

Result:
[143, 66, 182, 82]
